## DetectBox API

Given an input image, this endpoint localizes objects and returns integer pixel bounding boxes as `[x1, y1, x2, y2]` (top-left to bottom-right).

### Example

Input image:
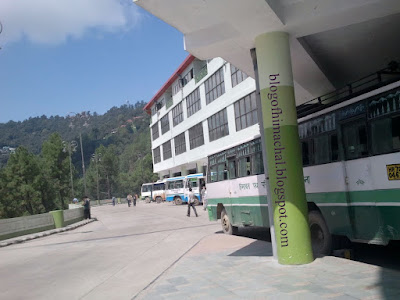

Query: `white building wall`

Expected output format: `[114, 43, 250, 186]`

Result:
[149, 58, 258, 178]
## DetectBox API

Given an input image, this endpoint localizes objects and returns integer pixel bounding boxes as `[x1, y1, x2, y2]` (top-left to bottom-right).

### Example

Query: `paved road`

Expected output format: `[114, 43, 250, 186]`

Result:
[0, 201, 220, 300]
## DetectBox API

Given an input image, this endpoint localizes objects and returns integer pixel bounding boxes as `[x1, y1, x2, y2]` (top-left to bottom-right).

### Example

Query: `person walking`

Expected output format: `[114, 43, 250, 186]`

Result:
[187, 188, 198, 217]
[112, 196, 116, 206]
[133, 194, 137, 206]
[83, 196, 91, 219]
[127, 194, 133, 207]
[201, 185, 208, 211]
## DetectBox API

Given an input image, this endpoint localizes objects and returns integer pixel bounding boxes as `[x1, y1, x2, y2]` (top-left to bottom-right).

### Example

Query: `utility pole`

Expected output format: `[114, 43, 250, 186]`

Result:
[80, 132, 87, 195]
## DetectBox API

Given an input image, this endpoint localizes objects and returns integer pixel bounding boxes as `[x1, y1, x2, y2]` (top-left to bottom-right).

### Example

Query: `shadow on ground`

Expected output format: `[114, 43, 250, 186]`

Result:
[228, 240, 273, 257]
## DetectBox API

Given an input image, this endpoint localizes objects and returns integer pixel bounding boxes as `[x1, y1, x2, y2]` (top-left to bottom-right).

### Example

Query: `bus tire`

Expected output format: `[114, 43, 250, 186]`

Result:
[174, 197, 182, 205]
[156, 196, 162, 204]
[309, 210, 332, 256]
[221, 208, 238, 235]
[145, 197, 151, 203]
[193, 196, 199, 206]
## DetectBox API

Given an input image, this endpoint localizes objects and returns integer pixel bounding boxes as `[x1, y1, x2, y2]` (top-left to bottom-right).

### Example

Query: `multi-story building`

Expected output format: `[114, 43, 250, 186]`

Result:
[144, 55, 259, 179]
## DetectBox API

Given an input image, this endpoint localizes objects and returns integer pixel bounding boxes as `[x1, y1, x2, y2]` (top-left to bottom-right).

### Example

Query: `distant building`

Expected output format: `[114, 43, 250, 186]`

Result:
[145, 55, 258, 179]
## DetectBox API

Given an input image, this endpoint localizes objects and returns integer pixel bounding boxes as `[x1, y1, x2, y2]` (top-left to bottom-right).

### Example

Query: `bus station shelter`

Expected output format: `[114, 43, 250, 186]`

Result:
[134, 0, 400, 264]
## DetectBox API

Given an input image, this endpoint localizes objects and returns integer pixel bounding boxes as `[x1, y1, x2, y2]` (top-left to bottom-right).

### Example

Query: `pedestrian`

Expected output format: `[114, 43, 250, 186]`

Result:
[112, 196, 116, 206]
[133, 194, 137, 206]
[201, 185, 208, 211]
[73, 197, 78, 204]
[187, 188, 198, 217]
[127, 194, 133, 207]
[83, 196, 91, 219]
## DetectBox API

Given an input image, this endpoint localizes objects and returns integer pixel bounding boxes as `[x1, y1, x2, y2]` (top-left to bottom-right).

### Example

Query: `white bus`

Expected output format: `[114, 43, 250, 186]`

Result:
[141, 181, 166, 203]
[184, 173, 205, 206]
[141, 183, 153, 203]
[152, 180, 166, 203]
[165, 176, 186, 205]
[207, 70, 400, 255]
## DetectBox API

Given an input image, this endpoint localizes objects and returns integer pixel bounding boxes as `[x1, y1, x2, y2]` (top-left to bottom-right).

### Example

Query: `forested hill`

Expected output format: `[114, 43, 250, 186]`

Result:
[0, 101, 149, 158]
[0, 102, 157, 218]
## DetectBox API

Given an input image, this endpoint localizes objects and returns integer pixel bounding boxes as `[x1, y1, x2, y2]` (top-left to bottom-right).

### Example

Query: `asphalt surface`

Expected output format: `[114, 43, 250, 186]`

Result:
[1, 201, 399, 300]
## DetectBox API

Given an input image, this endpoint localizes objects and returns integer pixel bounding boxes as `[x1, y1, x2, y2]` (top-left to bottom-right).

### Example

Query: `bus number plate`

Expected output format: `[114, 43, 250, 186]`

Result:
[387, 164, 400, 181]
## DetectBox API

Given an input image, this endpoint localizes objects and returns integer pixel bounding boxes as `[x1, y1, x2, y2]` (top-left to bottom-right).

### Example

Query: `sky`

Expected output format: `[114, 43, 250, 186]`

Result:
[0, 0, 189, 123]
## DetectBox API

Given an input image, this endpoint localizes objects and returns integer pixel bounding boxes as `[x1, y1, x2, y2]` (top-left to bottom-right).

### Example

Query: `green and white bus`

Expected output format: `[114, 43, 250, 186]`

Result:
[207, 73, 400, 255]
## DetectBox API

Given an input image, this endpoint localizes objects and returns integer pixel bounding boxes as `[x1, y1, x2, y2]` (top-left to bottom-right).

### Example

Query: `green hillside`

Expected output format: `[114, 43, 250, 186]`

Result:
[0, 102, 157, 218]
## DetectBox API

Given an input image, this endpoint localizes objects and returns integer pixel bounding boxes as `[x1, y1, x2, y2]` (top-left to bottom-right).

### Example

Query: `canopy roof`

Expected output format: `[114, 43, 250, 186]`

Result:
[135, 0, 400, 104]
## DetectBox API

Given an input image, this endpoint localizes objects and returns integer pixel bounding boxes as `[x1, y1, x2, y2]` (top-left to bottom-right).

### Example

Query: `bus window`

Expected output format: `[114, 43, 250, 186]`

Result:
[189, 178, 198, 188]
[342, 119, 368, 160]
[210, 165, 218, 182]
[314, 135, 330, 164]
[238, 156, 251, 177]
[370, 115, 400, 155]
[175, 180, 183, 189]
[217, 164, 225, 181]
[252, 152, 264, 175]
[301, 140, 312, 166]
[228, 159, 236, 179]
[331, 134, 339, 161]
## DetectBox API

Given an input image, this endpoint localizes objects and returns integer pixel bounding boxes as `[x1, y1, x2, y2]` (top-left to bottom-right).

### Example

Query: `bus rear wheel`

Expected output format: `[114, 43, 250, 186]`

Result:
[156, 196, 162, 204]
[309, 210, 332, 256]
[221, 208, 238, 235]
[174, 197, 182, 205]
[145, 197, 151, 203]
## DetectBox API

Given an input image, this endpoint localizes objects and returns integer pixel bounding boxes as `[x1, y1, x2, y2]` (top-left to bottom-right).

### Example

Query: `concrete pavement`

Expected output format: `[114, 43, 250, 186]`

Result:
[135, 233, 400, 300]
[1, 201, 399, 300]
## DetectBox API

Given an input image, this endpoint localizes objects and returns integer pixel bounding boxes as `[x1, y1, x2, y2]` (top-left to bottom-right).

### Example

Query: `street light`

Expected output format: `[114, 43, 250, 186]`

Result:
[62, 140, 78, 198]
[91, 153, 101, 201]
[68, 112, 90, 195]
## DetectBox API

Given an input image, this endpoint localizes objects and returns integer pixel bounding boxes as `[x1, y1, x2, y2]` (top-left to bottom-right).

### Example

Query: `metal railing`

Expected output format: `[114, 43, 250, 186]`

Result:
[297, 61, 400, 118]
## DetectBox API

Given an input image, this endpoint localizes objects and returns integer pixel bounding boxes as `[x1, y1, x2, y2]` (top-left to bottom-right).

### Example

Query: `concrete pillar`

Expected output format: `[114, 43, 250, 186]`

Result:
[255, 32, 313, 265]
[181, 166, 187, 176]
[50, 210, 64, 228]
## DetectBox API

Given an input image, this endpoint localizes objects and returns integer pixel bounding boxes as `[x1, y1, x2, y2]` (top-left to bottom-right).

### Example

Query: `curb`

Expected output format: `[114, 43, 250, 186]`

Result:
[0, 218, 97, 248]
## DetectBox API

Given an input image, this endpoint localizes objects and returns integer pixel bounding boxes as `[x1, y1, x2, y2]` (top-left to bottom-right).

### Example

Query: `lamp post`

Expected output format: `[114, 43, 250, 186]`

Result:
[91, 153, 101, 201]
[68, 112, 90, 196]
[62, 140, 78, 198]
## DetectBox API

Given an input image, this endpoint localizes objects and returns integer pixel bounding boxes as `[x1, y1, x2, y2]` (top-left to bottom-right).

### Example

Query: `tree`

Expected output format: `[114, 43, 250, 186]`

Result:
[41, 133, 70, 209]
[98, 145, 119, 199]
[0, 147, 44, 218]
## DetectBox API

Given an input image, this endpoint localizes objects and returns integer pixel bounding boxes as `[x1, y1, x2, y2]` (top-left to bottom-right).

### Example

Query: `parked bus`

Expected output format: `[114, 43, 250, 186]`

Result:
[165, 176, 186, 205]
[207, 75, 400, 255]
[141, 183, 153, 203]
[152, 180, 166, 203]
[184, 173, 205, 206]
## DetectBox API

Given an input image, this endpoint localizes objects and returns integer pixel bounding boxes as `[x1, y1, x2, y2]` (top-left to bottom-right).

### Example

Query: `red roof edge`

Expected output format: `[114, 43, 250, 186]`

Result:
[144, 54, 196, 114]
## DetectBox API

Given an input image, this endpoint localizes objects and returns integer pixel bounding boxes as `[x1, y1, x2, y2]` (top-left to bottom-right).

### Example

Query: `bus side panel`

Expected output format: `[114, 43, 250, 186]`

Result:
[304, 162, 354, 239]
[345, 157, 382, 242]
[369, 153, 400, 243]
[229, 175, 269, 227]
[207, 178, 232, 222]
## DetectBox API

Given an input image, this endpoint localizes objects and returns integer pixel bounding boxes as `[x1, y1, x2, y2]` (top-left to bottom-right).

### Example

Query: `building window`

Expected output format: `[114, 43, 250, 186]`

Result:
[174, 132, 186, 156]
[181, 69, 194, 86]
[173, 81, 181, 96]
[162, 140, 172, 160]
[186, 88, 201, 118]
[172, 102, 184, 127]
[153, 147, 161, 164]
[231, 65, 248, 87]
[161, 114, 170, 135]
[205, 67, 225, 104]
[189, 122, 204, 150]
[234, 92, 258, 131]
[151, 122, 159, 141]
[208, 108, 229, 142]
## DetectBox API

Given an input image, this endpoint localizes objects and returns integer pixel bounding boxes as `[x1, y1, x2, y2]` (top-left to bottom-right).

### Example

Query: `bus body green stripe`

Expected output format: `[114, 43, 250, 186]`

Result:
[208, 188, 400, 244]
